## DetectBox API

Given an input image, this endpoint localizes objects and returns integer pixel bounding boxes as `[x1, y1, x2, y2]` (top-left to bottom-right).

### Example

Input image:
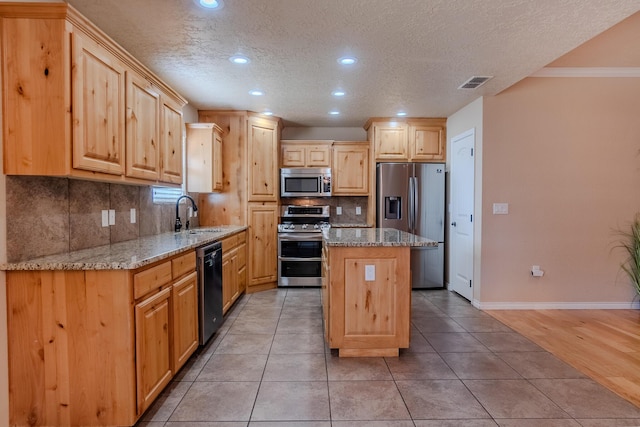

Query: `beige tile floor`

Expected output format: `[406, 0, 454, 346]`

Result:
[136, 288, 640, 427]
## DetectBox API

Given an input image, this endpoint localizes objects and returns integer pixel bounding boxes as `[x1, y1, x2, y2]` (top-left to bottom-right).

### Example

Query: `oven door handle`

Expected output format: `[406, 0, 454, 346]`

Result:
[278, 256, 322, 262]
[278, 233, 323, 241]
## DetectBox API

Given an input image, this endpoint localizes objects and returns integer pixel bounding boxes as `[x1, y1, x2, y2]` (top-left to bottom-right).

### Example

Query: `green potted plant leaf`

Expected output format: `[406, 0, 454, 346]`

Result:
[617, 214, 640, 299]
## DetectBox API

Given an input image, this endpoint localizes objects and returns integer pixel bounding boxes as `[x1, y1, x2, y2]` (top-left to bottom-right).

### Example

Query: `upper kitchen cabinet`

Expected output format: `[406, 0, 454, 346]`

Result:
[365, 118, 447, 162]
[331, 141, 369, 195]
[281, 140, 332, 167]
[0, 3, 186, 185]
[186, 123, 224, 193]
[248, 115, 280, 202]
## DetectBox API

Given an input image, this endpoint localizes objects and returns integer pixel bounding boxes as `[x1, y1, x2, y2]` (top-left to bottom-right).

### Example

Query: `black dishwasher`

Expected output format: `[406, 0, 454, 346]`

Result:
[196, 241, 223, 345]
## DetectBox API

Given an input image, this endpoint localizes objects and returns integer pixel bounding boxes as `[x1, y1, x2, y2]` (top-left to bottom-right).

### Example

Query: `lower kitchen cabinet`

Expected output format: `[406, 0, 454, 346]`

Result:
[248, 203, 279, 291]
[5, 250, 198, 426]
[221, 231, 247, 313]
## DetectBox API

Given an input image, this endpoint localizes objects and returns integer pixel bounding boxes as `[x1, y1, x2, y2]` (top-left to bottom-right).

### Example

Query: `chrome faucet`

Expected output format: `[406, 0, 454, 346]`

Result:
[175, 195, 198, 232]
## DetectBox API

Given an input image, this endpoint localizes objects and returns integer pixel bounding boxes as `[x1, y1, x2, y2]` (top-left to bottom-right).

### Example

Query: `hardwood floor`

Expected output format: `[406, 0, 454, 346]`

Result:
[488, 309, 640, 408]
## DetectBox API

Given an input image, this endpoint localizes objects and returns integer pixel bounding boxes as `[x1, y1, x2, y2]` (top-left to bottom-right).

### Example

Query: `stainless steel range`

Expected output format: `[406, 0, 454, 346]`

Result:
[277, 205, 330, 287]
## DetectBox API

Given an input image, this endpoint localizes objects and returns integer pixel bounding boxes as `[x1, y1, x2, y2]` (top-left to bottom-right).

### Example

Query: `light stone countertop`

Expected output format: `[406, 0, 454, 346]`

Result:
[322, 227, 438, 247]
[329, 223, 373, 228]
[0, 225, 247, 271]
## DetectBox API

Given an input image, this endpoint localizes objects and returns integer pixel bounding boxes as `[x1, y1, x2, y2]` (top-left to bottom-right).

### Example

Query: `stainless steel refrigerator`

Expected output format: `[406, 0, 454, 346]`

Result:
[377, 162, 445, 289]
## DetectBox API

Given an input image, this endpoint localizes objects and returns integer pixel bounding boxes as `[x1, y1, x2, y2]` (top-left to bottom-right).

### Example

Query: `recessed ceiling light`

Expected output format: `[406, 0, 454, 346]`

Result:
[332, 90, 346, 97]
[337, 56, 357, 66]
[229, 55, 250, 64]
[396, 111, 407, 117]
[329, 110, 340, 115]
[198, 0, 224, 9]
[248, 89, 264, 96]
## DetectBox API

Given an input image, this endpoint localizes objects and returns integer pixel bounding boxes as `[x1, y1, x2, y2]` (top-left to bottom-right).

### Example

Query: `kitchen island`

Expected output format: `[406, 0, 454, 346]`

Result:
[322, 227, 437, 357]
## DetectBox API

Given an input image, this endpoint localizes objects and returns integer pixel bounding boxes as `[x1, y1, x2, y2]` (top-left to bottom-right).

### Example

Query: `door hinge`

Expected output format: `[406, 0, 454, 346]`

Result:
[470, 214, 473, 222]
[469, 279, 472, 288]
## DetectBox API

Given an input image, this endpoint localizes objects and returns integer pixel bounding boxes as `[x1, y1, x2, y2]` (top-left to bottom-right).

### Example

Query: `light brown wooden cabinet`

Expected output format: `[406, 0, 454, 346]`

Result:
[6, 250, 198, 426]
[248, 116, 280, 202]
[366, 118, 446, 162]
[0, 3, 186, 185]
[72, 29, 127, 175]
[331, 141, 369, 195]
[220, 231, 247, 313]
[281, 140, 332, 167]
[186, 123, 224, 192]
[198, 111, 281, 293]
[248, 203, 279, 289]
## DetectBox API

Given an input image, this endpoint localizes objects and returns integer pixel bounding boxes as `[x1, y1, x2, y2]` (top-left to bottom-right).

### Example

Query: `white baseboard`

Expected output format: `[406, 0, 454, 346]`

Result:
[475, 301, 640, 310]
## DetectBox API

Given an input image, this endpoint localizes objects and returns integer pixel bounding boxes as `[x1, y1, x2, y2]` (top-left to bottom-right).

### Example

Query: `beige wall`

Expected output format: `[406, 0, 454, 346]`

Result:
[480, 76, 640, 307]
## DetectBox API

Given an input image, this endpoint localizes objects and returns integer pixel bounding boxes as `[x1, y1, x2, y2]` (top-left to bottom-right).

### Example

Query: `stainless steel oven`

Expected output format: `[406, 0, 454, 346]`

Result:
[277, 205, 329, 287]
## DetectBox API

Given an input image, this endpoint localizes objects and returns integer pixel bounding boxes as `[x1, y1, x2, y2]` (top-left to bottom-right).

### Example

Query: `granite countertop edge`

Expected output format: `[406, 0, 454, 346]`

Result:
[322, 227, 438, 248]
[1, 225, 248, 271]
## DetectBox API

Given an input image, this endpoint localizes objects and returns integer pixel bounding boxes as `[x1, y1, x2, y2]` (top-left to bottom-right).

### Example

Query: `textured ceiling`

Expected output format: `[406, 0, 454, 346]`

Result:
[65, 0, 640, 127]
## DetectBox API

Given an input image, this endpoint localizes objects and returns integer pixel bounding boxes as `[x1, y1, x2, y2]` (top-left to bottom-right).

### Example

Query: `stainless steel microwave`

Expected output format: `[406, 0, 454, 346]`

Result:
[280, 168, 331, 197]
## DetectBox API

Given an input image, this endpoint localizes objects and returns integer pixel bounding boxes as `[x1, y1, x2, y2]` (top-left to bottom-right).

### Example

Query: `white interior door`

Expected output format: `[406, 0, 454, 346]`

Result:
[449, 129, 475, 301]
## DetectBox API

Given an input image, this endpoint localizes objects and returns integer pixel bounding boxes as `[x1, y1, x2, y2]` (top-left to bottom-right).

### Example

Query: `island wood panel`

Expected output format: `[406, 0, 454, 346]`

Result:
[7, 270, 137, 427]
[197, 111, 247, 226]
[328, 246, 411, 357]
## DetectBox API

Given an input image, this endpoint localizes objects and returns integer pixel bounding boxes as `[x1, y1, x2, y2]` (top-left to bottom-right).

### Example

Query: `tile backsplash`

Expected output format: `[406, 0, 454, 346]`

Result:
[280, 196, 370, 224]
[6, 176, 199, 262]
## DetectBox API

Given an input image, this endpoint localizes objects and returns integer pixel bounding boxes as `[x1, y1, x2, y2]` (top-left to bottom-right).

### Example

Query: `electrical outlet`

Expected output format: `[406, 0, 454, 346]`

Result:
[101, 210, 109, 227]
[108, 209, 116, 226]
[336, 206, 342, 215]
[355, 206, 362, 215]
[493, 203, 509, 215]
[365, 265, 375, 281]
[130, 208, 136, 224]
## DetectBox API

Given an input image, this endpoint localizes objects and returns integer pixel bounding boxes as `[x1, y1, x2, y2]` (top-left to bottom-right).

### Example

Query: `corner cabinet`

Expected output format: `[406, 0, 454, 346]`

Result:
[0, 3, 186, 185]
[6, 250, 199, 426]
[366, 118, 446, 162]
[186, 123, 224, 192]
[331, 142, 369, 195]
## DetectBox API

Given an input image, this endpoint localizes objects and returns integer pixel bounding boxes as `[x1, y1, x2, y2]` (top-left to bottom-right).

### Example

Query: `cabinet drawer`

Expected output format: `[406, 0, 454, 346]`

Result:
[172, 251, 196, 279]
[134, 261, 172, 300]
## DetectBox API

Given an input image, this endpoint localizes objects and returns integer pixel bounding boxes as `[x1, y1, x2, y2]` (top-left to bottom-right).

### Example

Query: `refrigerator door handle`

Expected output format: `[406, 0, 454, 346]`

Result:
[412, 176, 419, 233]
[407, 177, 416, 233]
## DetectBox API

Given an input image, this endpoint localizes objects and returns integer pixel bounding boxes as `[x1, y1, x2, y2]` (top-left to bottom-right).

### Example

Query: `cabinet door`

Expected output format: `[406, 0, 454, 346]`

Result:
[126, 71, 161, 180]
[236, 241, 247, 298]
[332, 143, 369, 195]
[410, 124, 446, 161]
[172, 271, 199, 372]
[306, 144, 331, 167]
[72, 30, 126, 175]
[212, 126, 224, 191]
[248, 116, 279, 201]
[186, 123, 223, 192]
[373, 123, 408, 160]
[135, 286, 172, 414]
[221, 249, 235, 314]
[281, 144, 306, 167]
[248, 203, 278, 287]
[160, 98, 183, 184]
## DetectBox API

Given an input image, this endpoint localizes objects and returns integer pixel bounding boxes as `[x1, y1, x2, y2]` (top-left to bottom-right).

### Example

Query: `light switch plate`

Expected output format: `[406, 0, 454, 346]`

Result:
[365, 265, 375, 281]
[130, 208, 136, 224]
[493, 203, 509, 215]
[355, 206, 362, 215]
[336, 206, 342, 215]
[108, 209, 116, 225]
[101, 210, 109, 227]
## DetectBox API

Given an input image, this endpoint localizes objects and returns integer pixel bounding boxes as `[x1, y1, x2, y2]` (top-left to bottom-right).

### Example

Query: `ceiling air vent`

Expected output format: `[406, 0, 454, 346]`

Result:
[458, 76, 493, 89]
